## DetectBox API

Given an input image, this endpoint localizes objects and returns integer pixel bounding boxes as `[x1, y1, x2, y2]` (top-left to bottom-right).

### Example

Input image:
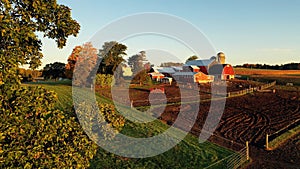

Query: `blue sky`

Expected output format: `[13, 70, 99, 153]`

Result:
[39, 0, 300, 68]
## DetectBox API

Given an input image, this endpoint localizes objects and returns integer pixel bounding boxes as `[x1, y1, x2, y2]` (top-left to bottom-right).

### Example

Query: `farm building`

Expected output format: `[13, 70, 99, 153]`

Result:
[148, 72, 165, 81]
[162, 77, 173, 85]
[149, 66, 178, 77]
[184, 52, 235, 81]
[184, 56, 218, 74]
[208, 64, 235, 80]
[148, 52, 234, 83]
[173, 71, 214, 83]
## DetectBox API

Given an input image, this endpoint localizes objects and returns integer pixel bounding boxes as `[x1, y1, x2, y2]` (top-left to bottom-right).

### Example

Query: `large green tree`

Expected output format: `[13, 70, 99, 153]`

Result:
[0, 0, 80, 89]
[0, 1, 99, 168]
[42, 62, 66, 80]
[98, 41, 127, 75]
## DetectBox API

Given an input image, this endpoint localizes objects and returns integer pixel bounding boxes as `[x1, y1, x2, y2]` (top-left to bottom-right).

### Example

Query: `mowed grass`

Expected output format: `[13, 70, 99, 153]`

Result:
[26, 82, 235, 168]
[269, 125, 300, 150]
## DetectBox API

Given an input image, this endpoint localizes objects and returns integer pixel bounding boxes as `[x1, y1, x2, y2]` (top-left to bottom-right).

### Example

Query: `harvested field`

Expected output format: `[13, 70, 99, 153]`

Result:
[234, 68, 300, 75]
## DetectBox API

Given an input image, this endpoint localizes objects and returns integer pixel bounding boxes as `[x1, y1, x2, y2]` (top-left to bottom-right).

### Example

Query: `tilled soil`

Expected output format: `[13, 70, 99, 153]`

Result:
[96, 81, 300, 168]
[151, 90, 300, 168]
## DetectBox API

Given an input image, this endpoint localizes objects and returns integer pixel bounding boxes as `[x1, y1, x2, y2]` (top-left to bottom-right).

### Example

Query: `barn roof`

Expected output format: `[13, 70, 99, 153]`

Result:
[208, 64, 233, 75]
[171, 66, 183, 71]
[150, 66, 177, 73]
[158, 67, 176, 74]
[185, 59, 214, 66]
[149, 72, 165, 76]
[190, 65, 200, 69]
[173, 72, 198, 76]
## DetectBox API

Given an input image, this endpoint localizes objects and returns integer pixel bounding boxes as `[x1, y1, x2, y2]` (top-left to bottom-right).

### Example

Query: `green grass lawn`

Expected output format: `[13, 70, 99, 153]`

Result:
[25, 82, 235, 168]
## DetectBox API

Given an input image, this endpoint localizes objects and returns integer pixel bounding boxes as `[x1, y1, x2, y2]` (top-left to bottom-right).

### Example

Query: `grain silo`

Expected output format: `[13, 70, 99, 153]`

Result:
[217, 52, 226, 64]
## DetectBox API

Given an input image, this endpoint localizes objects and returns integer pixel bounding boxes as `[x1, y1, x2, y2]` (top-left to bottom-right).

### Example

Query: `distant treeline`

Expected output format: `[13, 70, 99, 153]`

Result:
[18, 68, 43, 82]
[160, 62, 183, 67]
[235, 63, 300, 70]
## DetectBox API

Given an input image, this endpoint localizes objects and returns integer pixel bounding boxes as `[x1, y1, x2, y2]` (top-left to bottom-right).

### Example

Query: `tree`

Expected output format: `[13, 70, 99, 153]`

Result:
[98, 41, 127, 75]
[18, 68, 42, 82]
[65, 46, 83, 79]
[0, 1, 99, 168]
[132, 70, 152, 86]
[0, 0, 80, 90]
[160, 62, 183, 67]
[73, 42, 98, 87]
[185, 55, 198, 63]
[42, 62, 66, 80]
[128, 51, 148, 75]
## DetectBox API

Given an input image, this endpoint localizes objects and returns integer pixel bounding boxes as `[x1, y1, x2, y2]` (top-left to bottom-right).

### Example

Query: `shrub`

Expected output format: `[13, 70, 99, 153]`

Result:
[76, 102, 125, 142]
[0, 86, 98, 168]
[95, 74, 113, 88]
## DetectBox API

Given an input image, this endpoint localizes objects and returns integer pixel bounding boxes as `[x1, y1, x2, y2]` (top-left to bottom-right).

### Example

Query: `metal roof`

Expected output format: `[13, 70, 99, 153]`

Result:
[157, 67, 176, 74]
[185, 59, 214, 66]
[173, 72, 198, 76]
[190, 65, 200, 69]
[149, 72, 165, 76]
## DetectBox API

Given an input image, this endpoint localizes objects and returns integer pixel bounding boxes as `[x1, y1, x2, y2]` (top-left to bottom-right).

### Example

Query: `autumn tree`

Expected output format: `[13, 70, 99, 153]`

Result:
[185, 55, 198, 63]
[18, 68, 43, 82]
[0, 1, 98, 168]
[65, 45, 82, 79]
[73, 42, 98, 87]
[98, 41, 127, 75]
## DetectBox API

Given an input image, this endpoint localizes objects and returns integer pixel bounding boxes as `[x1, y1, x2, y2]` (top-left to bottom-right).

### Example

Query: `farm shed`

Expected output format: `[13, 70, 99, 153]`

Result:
[208, 64, 235, 80]
[162, 77, 173, 85]
[184, 56, 218, 74]
[173, 72, 214, 83]
[148, 72, 165, 81]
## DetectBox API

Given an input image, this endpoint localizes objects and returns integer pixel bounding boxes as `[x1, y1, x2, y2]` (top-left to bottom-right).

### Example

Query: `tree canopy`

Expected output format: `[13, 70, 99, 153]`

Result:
[42, 62, 66, 80]
[0, 1, 99, 168]
[98, 41, 127, 75]
[65, 45, 83, 79]
[0, 0, 80, 89]
[128, 51, 148, 75]
[73, 42, 98, 86]
[185, 55, 198, 63]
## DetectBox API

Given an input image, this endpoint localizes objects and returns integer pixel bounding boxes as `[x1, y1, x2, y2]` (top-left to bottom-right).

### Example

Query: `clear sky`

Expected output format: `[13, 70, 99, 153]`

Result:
[39, 0, 300, 68]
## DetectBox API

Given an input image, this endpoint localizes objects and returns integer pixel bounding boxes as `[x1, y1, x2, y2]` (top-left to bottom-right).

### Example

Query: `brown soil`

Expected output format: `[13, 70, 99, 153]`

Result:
[96, 80, 300, 168]
[153, 89, 300, 168]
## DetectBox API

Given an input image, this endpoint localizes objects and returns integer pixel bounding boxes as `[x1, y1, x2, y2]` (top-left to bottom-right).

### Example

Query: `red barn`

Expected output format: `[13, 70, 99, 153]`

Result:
[208, 64, 235, 80]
